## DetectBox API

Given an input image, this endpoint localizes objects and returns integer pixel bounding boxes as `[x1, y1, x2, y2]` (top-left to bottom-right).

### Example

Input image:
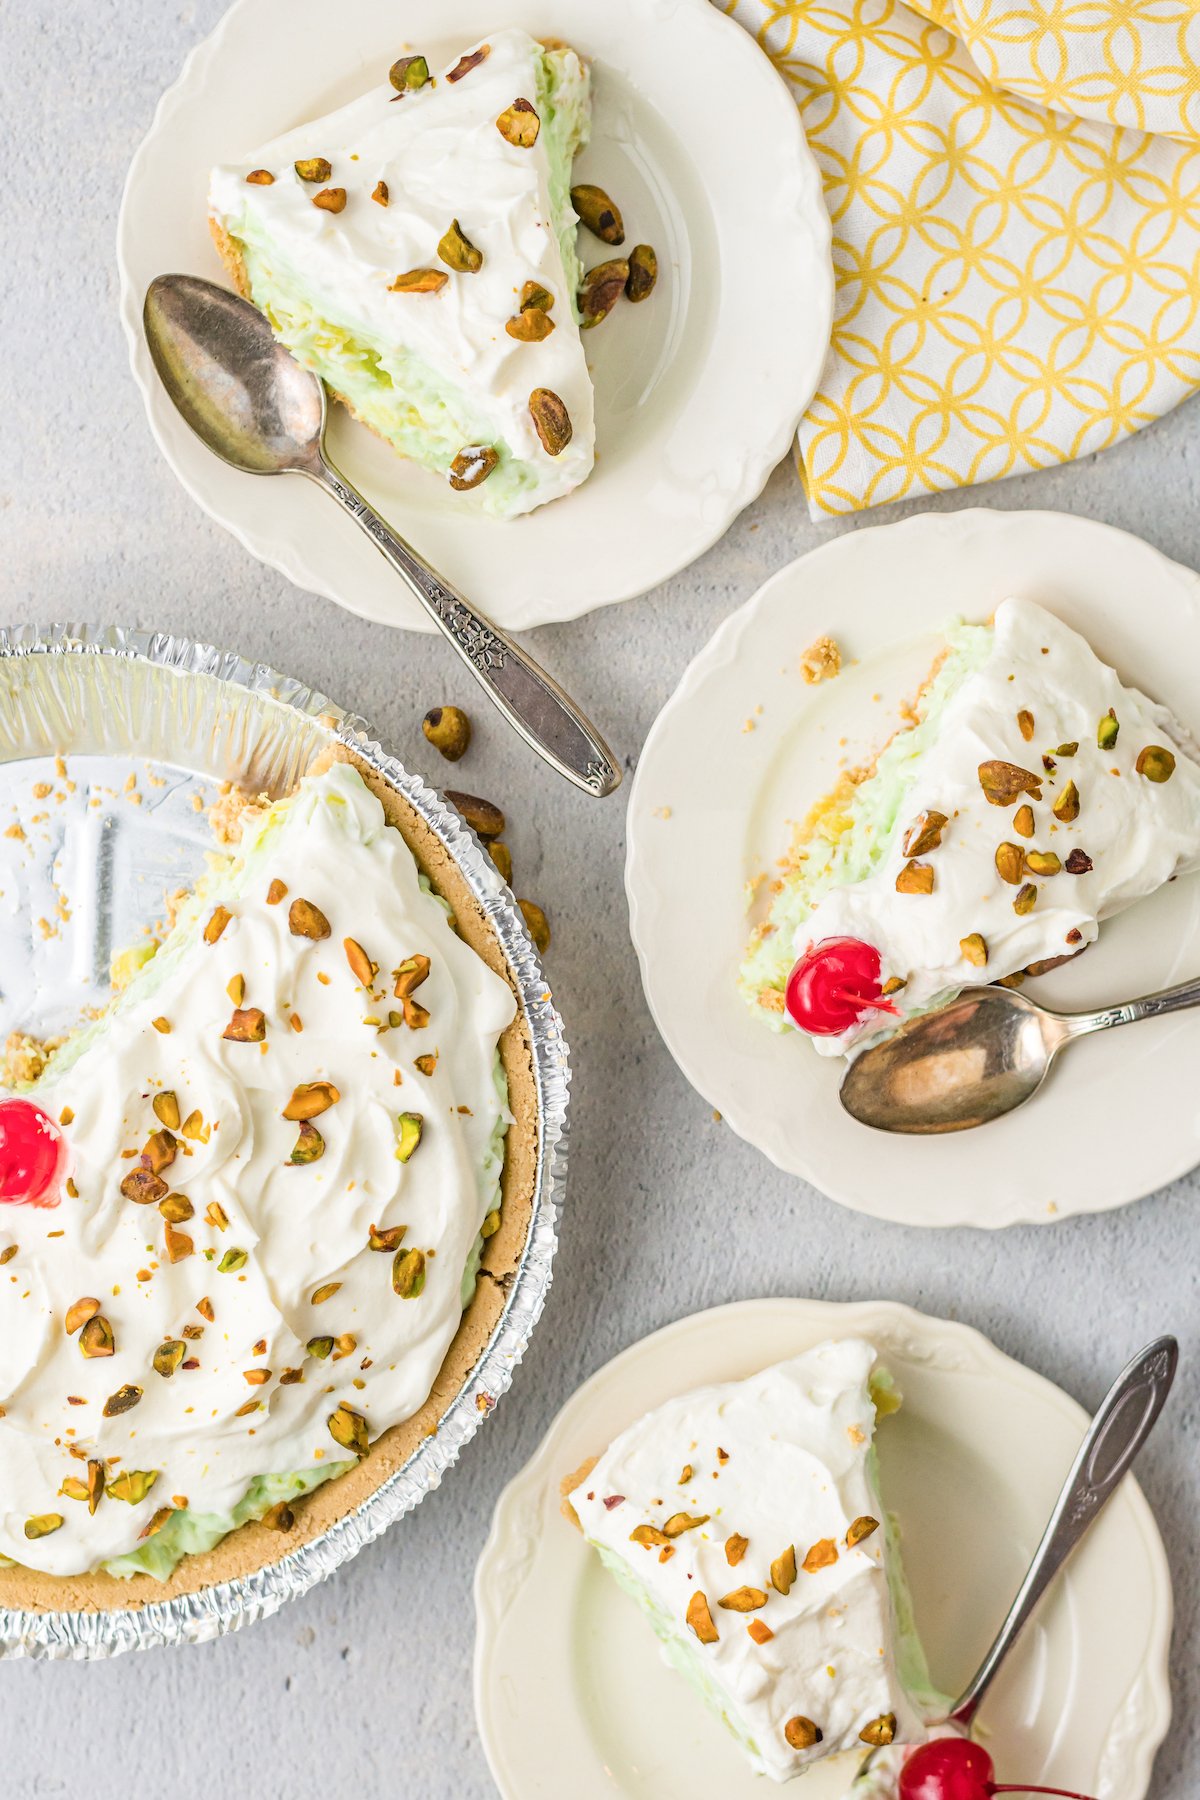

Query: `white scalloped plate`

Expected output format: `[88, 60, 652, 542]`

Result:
[624, 509, 1200, 1227]
[116, 0, 832, 633]
[474, 1298, 1172, 1800]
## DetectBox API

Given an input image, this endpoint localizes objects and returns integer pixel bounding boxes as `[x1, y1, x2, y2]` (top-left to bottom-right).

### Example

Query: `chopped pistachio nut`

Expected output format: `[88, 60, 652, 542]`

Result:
[290, 1121, 325, 1165]
[1052, 779, 1080, 822]
[312, 188, 347, 214]
[371, 180, 389, 206]
[994, 842, 1025, 885]
[396, 1112, 424, 1162]
[388, 53, 430, 92]
[284, 1080, 341, 1121]
[770, 1544, 797, 1595]
[152, 1339, 186, 1378]
[718, 1585, 768, 1612]
[518, 898, 551, 952]
[901, 810, 947, 857]
[662, 1511, 709, 1537]
[960, 932, 988, 967]
[1016, 709, 1035, 741]
[895, 862, 934, 895]
[1013, 882, 1038, 915]
[447, 46, 490, 82]
[1097, 708, 1119, 749]
[245, 170, 274, 186]
[979, 760, 1042, 806]
[860, 1714, 897, 1748]
[388, 268, 449, 295]
[392, 1246, 426, 1298]
[289, 897, 331, 939]
[294, 157, 332, 183]
[218, 1247, 248, 1274]
[437, 218, 483, 273]
[223, 1007, 266, 1043]
[79, 1315, 115, 1358]
[1065, 848, 1094, 874]
[64, 1296, 100, 1336]
[505, 307, 555, 342]
[1013, 803, 1035, 838]
[480, 1208, 501, 1239]
[725, 1532, 749, 1566]
[327, 1403, 369, 1458]
[495, 98, 540, 147]
[24, 1514, 64, 1540]
[784, 1716, 824, 1751]
[686, 1590, 719, 1644]
[106, 1468, 158, 1504]
[846, 1515, 880, 1547]
[102, 1383, 143, 1418]
[1025, 849, 1062, 876]
[422, 705, 471, 761]
[152, 1090, 181, 1130]
[1136, 745, 1176, 783]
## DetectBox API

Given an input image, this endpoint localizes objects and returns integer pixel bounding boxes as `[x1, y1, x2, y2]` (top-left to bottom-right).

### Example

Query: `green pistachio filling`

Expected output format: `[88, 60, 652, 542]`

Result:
[739, 622, 995, 1026]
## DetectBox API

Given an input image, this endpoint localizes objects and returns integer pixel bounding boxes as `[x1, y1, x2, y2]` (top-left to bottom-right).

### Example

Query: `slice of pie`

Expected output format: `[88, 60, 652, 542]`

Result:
[0, 755, 535, 1594]
[740, 598, 1200, 1055]
[562, 1340, 940, 1783]
[208, 28, 595, 516]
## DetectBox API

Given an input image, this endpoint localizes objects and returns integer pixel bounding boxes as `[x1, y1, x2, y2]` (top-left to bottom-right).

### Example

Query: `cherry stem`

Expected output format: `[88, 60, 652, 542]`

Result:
[990, 1786, 1097, 1798]
[830, 985, 897, 1016]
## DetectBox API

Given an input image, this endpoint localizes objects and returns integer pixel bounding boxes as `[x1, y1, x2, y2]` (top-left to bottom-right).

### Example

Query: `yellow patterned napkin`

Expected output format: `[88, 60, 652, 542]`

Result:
[722, 0, 1200, 516]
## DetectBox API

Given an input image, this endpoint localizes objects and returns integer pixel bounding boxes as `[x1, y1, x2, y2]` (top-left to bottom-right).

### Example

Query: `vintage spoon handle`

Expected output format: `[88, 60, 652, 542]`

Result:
[949, 1336, 1178, 1726]
[1062, 972, 1200, 1038]
[314, 459, 621, 799]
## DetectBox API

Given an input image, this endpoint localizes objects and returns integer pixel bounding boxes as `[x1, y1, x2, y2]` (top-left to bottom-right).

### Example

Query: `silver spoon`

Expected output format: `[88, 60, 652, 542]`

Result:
[840, 973, 1200, 1133]
[857, 1335, 1177, 1786]
[142, 273, 621, 800]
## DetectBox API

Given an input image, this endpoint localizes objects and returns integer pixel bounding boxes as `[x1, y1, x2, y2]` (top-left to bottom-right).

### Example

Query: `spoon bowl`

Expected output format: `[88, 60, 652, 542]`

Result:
[144, 273, 324, 475]
[840, 970, 1200, 1133]
[840, 987, 1070, 1133]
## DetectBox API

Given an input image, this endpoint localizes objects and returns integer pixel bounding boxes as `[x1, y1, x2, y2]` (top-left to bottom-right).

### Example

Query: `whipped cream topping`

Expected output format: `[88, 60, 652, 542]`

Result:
[797, 598, 1200, 1055]
[208, 29, 595, 513]
[0, 763, 515, 1574]
[572, 1340, 927, 1783]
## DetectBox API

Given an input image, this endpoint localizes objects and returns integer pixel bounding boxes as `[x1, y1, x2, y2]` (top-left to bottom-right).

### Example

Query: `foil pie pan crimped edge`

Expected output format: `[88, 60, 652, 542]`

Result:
[0, 624, 569, 1659]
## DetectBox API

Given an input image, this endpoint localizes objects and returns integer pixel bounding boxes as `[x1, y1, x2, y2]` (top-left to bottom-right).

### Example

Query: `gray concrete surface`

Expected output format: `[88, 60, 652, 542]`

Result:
[1, 3, 1197, 1797]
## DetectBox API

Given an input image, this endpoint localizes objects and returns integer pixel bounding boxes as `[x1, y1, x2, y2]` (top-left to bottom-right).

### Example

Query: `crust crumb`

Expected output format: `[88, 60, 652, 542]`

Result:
[800, 635, 842, 685]
[560, 1455, 599, 1531]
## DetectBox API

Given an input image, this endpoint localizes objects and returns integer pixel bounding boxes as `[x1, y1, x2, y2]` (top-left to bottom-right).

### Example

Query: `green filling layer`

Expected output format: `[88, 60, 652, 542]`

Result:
[739, 622, 994, 1026]
[224, 49, 589, 518]
[101, 1463, 353, 1581]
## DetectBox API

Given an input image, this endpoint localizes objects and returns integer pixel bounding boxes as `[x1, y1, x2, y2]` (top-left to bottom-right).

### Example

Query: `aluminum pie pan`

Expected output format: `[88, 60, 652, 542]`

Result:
[0, 622, 569, 1659]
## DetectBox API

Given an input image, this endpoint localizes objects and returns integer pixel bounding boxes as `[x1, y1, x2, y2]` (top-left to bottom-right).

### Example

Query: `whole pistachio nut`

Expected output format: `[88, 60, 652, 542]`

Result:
[570, 183, 625, 245]
[488, 840, 513, 885]
[388, 53, 430, 92]
[289, 897, 331, 939]
[153, 1339, 186, 1378]
[443, 791, 505, 837]
[518, 898, 551, 953]
[495, 98, 540, 147]
[625, 244, 658, 303]
[578, 258, 630, 327]
[422, 705, 472, 761]
[528, 388, 573, 456]
[448, 445, 499, 490]
[295, 157, 332, 183]
[437, 218, 483, 273]
[1136, 745, 1176, 783]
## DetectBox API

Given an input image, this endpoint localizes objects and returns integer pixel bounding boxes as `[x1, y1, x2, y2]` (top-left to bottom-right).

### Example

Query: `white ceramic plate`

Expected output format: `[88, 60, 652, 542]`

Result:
[117, 0, 833, 633]
[474, 1298, 1172, 1800]
[625, 509, 1200, 1228]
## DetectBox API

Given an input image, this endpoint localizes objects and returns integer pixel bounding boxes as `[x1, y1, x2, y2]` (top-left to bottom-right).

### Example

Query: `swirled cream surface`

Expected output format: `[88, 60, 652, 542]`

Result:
[208, 29, 595, 517]
[571, 1340, 931, 1784]
[0, 762, 515, 1575]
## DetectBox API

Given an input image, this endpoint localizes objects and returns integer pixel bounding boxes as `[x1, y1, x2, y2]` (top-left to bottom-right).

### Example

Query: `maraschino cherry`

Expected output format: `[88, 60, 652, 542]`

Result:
[898, 1738, 1095, 1800]
[0, 1099, 67, 1208]
[785, 936, 898, 1036]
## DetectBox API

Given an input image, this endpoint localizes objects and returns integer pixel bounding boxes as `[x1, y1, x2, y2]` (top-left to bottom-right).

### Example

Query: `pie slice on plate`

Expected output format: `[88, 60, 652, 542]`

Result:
[208, 29, 595, 516]
[562, 1339, 940, 1783]
[740, 598, 1200, 1056]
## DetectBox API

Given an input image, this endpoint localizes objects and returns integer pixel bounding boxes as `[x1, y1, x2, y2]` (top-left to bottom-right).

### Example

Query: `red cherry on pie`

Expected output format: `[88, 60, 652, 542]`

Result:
[898, 1738, 1096, 1800]
[785, 936, 899, 1036]
[0, 1099, 67, 1208]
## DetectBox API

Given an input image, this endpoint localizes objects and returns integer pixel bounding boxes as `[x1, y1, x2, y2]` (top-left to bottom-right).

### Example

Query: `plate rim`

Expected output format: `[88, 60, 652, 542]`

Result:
[115, 0, 834, 633]
[624, 506, 1200, 1227]
[473, 1294, 1174, 1800]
